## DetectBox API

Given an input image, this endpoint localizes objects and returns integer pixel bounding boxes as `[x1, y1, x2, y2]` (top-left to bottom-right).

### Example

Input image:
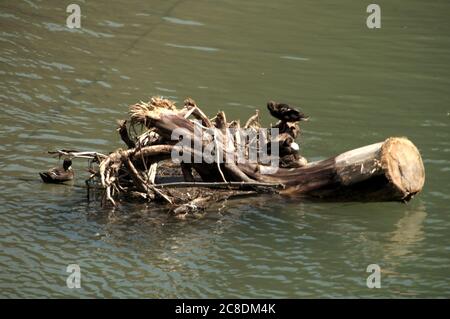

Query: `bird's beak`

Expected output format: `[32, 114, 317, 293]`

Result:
[301, 117, 309, 122]
[291, 142, 300, 151]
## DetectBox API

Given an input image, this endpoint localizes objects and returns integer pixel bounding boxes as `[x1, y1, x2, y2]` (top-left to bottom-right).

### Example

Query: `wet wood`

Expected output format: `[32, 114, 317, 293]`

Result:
[241, 137, 425, 202]
[47, 97, 426, 210]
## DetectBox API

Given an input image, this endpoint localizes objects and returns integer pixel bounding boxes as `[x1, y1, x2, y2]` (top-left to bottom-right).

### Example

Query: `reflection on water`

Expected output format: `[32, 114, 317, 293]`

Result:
[386, 204, 427, 260]
[1, 0, 450, 297]
[379, 203, 428, 297]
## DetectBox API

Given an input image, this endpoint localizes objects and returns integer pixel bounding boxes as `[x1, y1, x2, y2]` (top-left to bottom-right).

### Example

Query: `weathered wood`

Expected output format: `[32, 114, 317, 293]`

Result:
[156, 181, 284, 190]
[126, 99, 426, 203]
[242, 137, 425, 202]
[116, 120, 136, 149]
[54, 97, 425, 208]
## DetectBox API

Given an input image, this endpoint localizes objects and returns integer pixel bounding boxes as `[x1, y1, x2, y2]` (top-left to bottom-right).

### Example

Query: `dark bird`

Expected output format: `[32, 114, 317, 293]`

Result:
[39, 159, 74, 183]
[279, 153, 308, 168]
[266, 134, 308, 168]
[266, 134, 299, 157]
[280, 135, 300, 156]
[267, 101, 308, 122]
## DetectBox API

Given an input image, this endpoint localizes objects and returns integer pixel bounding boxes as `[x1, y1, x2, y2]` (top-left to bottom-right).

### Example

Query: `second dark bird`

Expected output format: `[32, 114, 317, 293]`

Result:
[267, 101, 309, 122]
[39, 158, 74, 183]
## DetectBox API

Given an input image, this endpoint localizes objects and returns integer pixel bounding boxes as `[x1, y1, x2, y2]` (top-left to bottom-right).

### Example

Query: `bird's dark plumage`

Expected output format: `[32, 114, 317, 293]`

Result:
[267, 101, 308, 122]
[279, 154, 308, 168]
[266, 135, 308, 168]
[266, 134, 299, 156]
[39, 159, 74, 183]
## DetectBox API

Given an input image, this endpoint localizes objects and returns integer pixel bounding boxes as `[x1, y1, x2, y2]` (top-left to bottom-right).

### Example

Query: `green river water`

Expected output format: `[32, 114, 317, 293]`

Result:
[0, 0, 449, 298]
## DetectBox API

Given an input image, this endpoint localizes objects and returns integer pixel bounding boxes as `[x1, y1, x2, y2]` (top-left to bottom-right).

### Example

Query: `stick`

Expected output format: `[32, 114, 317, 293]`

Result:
[125, 158, 173, 204]
[184, 105, 213, 128]
[117, 120, 136, 148]
[156, 181, 284, 190]
[214, 136, 228, 183]
[48, 150, 107, 159]
[244, 110, 260, 129]
[147, 162, 158, 184]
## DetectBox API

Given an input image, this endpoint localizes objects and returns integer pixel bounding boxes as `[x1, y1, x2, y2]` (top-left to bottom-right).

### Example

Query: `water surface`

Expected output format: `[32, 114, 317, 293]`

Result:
[0, 0, 449, 298]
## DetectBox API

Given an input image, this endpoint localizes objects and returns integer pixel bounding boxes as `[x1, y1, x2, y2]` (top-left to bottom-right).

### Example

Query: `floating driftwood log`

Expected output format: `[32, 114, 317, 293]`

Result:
[47, 97, 425, 217]
[275, 137, 425, 201]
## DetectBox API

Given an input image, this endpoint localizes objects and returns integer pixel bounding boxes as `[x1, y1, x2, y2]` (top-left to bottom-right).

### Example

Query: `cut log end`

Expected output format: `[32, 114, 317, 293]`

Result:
[380, 137, 425, 200]
[277, 137, 425, 202]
